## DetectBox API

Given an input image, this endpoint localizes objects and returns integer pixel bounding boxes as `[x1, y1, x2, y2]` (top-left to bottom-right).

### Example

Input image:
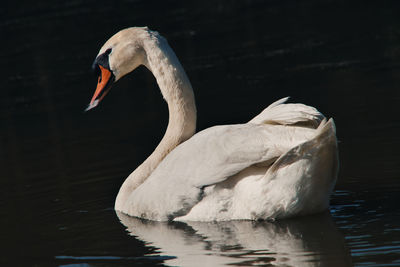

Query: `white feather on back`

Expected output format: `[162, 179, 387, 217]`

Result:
[249, 97, 325, 128]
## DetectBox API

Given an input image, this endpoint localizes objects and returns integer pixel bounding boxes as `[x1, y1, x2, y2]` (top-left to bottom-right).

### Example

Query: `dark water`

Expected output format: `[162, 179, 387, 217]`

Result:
[2, 0, 400, 266]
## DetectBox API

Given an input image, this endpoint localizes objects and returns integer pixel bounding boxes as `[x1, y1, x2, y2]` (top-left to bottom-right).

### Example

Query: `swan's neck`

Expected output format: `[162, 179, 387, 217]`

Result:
[115, 32, 196, 210]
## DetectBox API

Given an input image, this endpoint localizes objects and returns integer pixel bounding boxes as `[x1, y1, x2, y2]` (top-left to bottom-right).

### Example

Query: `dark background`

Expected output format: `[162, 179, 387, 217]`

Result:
[1, 0, 400, 266]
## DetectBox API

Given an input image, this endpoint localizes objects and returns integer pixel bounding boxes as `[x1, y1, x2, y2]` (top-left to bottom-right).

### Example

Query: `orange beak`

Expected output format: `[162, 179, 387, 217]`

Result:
[86, 65, 114, 111]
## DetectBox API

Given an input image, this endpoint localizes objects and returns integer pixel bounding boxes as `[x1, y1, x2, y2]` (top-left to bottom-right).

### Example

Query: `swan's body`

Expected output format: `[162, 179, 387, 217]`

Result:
[88, 27, 338, 221]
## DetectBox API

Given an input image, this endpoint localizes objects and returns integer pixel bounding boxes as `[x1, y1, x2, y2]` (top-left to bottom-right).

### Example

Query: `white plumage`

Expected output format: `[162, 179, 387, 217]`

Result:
[89, 27, 338, 221]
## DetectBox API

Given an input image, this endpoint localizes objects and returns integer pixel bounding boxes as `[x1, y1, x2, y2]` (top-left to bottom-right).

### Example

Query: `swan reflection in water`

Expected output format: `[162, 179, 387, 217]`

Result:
[117, 212, 352, 266]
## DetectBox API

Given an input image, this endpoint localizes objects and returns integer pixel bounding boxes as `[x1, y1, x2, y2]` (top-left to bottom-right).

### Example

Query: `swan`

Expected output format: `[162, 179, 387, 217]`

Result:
[87, 27, 338, 221]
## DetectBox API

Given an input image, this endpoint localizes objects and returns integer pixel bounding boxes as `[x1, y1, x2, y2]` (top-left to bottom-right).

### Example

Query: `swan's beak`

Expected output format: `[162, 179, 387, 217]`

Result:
[86, 65, 115, 111]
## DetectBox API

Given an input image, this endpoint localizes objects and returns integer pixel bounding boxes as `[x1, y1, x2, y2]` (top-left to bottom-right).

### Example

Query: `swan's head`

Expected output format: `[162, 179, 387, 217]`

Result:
[86, 27, 148, 111]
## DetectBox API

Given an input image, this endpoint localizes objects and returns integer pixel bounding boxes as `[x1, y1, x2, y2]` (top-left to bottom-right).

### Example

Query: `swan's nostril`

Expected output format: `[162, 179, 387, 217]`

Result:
[86, 65, 115, 112]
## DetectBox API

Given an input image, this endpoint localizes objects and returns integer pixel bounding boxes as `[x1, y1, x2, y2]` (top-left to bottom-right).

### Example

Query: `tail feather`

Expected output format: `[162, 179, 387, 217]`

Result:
[249, 97, 325, 128]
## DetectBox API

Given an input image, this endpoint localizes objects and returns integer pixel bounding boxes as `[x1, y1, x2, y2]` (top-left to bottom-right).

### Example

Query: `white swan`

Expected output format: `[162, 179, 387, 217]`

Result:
[87, 27, 338, 221]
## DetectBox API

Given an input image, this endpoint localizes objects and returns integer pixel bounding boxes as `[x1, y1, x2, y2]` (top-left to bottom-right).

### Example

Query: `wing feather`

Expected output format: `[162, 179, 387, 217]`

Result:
[124, 123, 316, 220]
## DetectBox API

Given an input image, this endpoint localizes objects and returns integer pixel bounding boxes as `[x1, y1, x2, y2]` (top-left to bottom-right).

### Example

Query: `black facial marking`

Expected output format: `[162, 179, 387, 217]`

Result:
[92, 48, 112, 76]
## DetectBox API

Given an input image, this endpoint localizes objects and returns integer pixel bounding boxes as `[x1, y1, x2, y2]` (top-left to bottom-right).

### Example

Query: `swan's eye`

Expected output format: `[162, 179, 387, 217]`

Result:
[92, 48, 113, 77]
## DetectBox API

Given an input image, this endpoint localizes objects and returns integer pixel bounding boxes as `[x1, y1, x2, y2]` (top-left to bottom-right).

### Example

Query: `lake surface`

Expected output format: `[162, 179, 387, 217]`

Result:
[1, 0, 400, 266]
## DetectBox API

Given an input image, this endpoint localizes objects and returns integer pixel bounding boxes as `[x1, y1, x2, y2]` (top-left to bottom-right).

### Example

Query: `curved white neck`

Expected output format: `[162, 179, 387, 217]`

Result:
[115, 31, 196, 210]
